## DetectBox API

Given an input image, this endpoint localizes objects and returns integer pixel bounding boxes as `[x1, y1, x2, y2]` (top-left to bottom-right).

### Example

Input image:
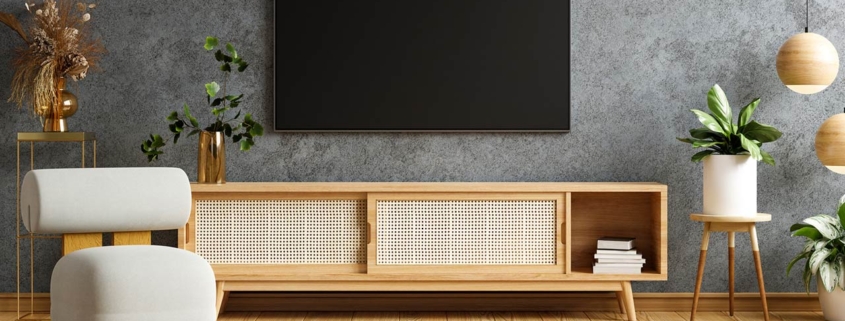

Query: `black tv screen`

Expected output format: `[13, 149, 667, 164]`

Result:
[275, 1, 570, 132]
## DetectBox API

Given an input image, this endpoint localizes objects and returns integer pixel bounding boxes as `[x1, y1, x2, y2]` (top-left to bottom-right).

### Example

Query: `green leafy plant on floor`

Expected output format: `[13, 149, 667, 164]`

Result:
[141, 36, 263, 162]
[677, 84, 782, 165]
[788, 195, 845, 293]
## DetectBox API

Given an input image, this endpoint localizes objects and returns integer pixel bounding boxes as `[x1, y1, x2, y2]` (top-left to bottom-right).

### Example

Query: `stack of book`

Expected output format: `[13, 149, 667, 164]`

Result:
[592, 237, 644, 274]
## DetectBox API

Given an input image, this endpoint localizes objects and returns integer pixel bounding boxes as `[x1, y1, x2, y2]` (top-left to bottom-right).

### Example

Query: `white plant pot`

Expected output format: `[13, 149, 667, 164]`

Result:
[702, 155, 757, 216]
[819, 278, 845, 321]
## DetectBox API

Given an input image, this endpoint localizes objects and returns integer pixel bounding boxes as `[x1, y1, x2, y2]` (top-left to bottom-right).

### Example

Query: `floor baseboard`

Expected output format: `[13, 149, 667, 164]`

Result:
[0, 292, 820, 313]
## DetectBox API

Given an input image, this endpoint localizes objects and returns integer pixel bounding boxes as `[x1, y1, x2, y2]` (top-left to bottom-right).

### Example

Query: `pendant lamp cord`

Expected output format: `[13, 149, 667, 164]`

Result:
[806, 0, 809, 32]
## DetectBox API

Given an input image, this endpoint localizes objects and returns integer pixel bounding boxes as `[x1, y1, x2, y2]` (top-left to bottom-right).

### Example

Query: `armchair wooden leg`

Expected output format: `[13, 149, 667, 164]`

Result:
[616, 291, 626, 314]
[216, 281, 228, 316]
[691, 222, 711, 321]
[621, 281, 636, 321]
[750, 225, 770, 321]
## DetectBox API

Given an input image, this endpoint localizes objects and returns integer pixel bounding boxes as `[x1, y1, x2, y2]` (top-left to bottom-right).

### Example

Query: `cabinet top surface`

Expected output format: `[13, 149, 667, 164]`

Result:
[191, 182, 667, 193]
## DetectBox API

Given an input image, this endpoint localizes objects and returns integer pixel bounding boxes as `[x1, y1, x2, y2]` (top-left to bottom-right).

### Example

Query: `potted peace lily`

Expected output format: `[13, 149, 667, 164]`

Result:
[677, 84, 782, 217]
[788, 196, 845, 321]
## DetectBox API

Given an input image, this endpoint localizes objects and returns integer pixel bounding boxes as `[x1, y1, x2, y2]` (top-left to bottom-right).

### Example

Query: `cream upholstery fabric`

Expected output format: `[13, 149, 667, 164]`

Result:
[51, 246, 216, 321]
[20, 167, 191, 233]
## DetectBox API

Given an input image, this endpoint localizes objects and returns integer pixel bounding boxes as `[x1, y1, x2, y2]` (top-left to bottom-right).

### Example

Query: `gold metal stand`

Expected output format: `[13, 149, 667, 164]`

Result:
[16, 132, 96, 321]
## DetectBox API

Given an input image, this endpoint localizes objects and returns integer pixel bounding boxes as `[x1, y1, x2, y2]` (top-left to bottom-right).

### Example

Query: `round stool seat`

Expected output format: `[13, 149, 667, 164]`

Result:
[51, 245, 216, 321]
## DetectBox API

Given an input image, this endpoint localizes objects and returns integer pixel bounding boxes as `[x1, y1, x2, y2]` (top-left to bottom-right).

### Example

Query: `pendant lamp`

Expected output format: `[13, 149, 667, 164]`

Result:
[776, 0, 839, 95]
[815, 113, 845, 173]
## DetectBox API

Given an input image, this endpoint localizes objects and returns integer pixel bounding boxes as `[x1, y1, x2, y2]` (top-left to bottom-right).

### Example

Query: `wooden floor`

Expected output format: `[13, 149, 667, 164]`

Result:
[0, 311, 824, 321]
[212, 312, 824, 321]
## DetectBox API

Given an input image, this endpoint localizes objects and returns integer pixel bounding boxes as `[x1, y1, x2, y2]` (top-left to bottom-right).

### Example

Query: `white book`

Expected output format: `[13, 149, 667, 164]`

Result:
[594, 253, 643, 260]
[596, 249, 638, 255]
[596, 258, 646, 264]
[593, 263, 644, 268]
[592, 264, 642, 274]
[597, 237, 635, 250]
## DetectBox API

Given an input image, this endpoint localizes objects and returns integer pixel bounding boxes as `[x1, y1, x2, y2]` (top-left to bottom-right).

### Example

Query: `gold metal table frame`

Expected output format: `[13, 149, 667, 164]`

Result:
[15, 132, 96, 321]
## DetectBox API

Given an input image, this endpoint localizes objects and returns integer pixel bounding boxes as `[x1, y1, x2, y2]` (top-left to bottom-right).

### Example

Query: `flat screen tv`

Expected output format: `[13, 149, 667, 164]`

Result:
[275, 1, 570, 132]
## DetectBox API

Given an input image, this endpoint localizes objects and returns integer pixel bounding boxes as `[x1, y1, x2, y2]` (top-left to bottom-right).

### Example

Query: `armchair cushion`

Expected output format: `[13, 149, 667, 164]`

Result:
[20, 167, 191, 234]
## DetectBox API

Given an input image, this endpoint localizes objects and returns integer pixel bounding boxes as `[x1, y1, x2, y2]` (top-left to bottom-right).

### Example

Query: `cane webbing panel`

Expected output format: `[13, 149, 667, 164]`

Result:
[195, 199, 366, 264]
[376, 200, 557, 265]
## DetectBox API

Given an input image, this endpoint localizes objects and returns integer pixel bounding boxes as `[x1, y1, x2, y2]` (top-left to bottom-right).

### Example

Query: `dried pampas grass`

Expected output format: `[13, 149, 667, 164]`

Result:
[0, 0, 105, 117]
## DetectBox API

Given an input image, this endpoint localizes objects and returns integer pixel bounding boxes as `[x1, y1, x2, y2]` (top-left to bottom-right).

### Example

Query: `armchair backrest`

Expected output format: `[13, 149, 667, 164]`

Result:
[20, 167, 191, 234]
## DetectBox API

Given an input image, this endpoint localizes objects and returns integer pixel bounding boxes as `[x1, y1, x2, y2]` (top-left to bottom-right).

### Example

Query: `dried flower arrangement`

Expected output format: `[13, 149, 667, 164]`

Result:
[0, 0, 104, 123]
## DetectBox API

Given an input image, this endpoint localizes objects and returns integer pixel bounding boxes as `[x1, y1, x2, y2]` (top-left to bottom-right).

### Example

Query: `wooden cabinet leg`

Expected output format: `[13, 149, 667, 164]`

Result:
[691, 222, 711, 321]
[750, 225, 770, 321]
[216, 281, 228, 316]
[616, 291, 626, 314]
[621, 281, 636, 321]
[728, 232, 735, 316]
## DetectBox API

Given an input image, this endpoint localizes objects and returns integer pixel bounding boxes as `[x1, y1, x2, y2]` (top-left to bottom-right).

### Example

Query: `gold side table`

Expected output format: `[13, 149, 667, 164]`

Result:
[689, 213, 771, 321]
[16, 132, 96, 321]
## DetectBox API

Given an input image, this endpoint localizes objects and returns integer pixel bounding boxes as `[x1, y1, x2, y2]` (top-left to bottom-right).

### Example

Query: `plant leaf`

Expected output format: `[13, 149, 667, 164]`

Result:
[173, 133, 181, 144]
[804, 215, 843, 240]
[738, 98, 760, 127]
[204, 37, 218, 51]
[188, 129, 201, 137]
[791, 223, 813, 232]
[205, 82, 220, 98]
[821, 260, 836, 292]
[741, 121, 782, 143]
[240, 139, 252, 151]
[237, 62, 249, 72]
[690, 109, 726, 135]
[690, 128, 724, 140]
[792, 226, 823, 240]
[811, 247, 832, 274]
[707, 84, 733, 133]
[250, 122, 264, 136]
[691, 150, 715, 162]
[838, 197, 845, 229]
[838, 256, 845, 291]
[787, 251, 810, 276]
[220, 63, 232, 72]
[739, 133, 762, 161]
[211, 98, 223, 107]
[226, 43, 238, 59]
[760, 150, 775, 166]
[166, 111, 178, 122]
[214, 49, 225, 62]
[692, 140, 723, 148]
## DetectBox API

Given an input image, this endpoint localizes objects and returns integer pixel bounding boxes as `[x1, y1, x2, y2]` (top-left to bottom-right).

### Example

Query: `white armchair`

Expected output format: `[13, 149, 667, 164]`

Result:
[21, 167, 216, 321]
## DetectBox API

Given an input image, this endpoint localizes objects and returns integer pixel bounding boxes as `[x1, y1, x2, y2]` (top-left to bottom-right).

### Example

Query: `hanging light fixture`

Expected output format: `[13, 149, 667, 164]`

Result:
[815, 112, 845, 173]
[776, 0, 839, 95]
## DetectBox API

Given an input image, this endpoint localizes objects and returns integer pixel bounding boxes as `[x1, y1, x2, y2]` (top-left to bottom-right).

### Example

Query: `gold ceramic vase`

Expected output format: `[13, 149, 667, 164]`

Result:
[198, 131, 226, 184]
[40, 77, 78, 132]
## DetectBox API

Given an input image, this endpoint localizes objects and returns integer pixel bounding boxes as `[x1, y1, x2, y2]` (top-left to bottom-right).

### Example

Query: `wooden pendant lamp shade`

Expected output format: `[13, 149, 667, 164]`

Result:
[815, 113, 845, 174]
[776, 33, 839, 94]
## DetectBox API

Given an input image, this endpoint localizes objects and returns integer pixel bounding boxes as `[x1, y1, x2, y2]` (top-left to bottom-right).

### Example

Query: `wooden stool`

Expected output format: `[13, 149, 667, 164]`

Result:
[689, 213, 771, 321]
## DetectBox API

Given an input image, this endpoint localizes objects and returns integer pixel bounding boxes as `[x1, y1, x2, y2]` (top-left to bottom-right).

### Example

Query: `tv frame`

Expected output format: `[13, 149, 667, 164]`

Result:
[272, 1, 571, 133]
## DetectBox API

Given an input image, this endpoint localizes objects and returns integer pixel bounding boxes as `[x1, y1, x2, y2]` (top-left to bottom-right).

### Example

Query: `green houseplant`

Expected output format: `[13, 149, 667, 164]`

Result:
[141, 36, 263, 183]
[788, 196, 845, 320]
[677, 84, 783, 217]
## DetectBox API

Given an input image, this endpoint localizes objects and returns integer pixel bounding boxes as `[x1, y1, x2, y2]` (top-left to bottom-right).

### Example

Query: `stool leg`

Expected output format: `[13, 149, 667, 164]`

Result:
[729, 232, 735, 316]
[691, 222, 711, 321]
[750, 225, 770, 321]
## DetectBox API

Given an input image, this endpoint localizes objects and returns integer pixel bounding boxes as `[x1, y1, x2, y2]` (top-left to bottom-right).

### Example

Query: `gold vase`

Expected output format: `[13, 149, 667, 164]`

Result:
[197, 131, 226, 184]
[40, 77, 78, 132]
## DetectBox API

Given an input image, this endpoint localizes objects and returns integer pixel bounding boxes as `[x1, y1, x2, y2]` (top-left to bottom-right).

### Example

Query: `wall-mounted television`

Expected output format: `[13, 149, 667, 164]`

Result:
[275, 1, 570, 132]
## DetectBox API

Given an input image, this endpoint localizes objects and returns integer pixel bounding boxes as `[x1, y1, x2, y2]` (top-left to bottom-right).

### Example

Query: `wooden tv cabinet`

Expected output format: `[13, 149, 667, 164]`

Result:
[178, 182, 667, 319]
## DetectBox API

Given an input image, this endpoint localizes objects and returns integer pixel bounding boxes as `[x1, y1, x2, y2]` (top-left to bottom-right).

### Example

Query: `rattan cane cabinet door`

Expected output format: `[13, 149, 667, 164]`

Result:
[367, 193, 566, 274]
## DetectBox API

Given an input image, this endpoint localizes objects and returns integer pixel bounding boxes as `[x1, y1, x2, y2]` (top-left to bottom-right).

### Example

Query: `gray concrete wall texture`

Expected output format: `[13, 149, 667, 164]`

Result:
[0, 0, 841, 293]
